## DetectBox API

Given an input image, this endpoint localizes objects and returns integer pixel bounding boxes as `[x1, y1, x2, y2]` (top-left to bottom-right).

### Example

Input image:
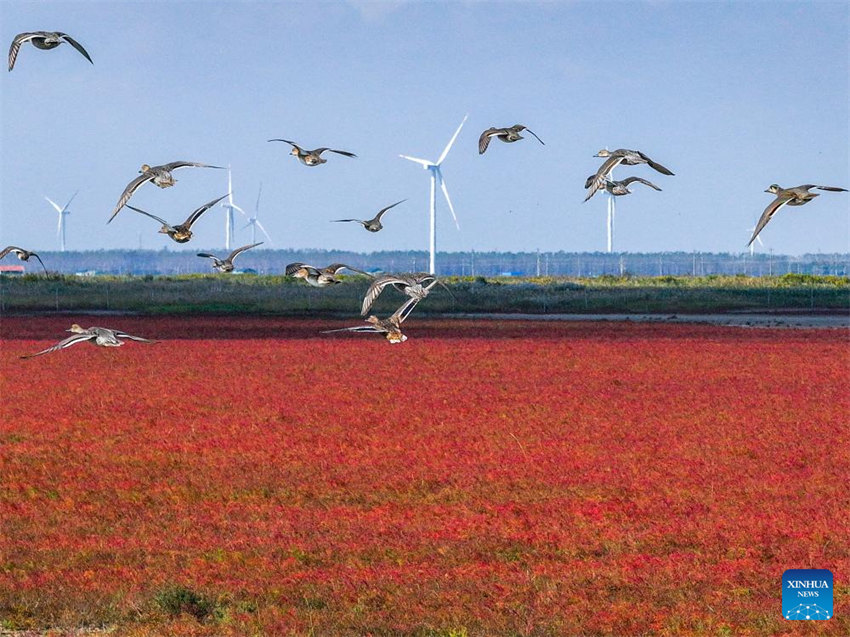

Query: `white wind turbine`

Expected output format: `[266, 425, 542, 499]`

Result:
[220, 166, 247, 250]
[606, 192, 616, 253]
[242, 182, 273, 245]
[400, 114, 467, 275]
[45, 190, 78, 252]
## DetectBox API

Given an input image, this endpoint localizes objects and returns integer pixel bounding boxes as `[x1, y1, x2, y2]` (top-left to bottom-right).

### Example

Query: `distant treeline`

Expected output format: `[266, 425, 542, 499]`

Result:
[8, 249, 850, 278]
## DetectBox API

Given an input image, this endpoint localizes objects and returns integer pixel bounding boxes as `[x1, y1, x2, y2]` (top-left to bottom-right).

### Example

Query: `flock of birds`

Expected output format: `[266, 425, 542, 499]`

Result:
[5, 31, 848, 355]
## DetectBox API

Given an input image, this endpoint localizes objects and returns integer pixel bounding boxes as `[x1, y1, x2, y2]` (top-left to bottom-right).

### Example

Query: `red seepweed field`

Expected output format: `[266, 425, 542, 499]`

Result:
[1, 315, 848, 636]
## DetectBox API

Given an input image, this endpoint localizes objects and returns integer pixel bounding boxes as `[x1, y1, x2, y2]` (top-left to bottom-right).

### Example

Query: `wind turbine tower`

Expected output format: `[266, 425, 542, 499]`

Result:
[45, 190, 78, 252]
[221, 167, 246, 250]
[400, 114, 467, 275]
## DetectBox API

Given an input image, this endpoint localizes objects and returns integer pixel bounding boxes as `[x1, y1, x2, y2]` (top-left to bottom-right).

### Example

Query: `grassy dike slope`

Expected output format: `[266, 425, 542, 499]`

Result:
[0, 273, 847, 316]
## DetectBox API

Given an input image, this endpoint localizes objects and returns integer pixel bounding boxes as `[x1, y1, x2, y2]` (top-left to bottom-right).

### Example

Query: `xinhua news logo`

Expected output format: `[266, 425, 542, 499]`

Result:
[782, 569, 833, 620]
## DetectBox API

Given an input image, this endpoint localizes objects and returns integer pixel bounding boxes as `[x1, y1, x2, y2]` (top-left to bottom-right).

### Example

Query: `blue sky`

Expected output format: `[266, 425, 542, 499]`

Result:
[1, 0, 848, 256]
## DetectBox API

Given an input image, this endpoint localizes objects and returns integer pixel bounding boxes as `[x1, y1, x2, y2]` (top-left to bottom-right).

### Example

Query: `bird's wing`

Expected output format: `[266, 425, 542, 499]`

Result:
[523, 128, 545, 145]
[331, 219, 362, 224]
[185, 193, 229, 228]
[30, 253, 48, 273]
[108, 173, 152, 223]
[196, 253, 219, 260]
[286, 262, 318, 276]
[637, 151, 674, 176]
[160, 160, 224, 171]
[0, 246, 18, 259]
[391, 296, 421, 324]
[268, 139, 298, 148]
[113, 331, 156, 343]
[124, 204, 171, 227]
[584, 156, 624, 202]
[228, 242, 263, 263]
[748, 196, 793, 247]
[360, 275, 406, 316]
[322, 325, 383, 334]
[415, 273, 438, 288]
[8, 32, 39, 71]
[325, 263, 369, 276]
[622, 176, 662, 191]
[373, 199, 407, 222]
[58, 34, 93, 64]
[478, 128, 499, 154]
[328, 149, 357, 158]
[21, 333, 94, 358]
[813, 185, 849, 192]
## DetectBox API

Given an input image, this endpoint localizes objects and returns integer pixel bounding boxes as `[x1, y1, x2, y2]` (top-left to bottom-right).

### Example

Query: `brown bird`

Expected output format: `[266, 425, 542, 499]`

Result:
[197, 242, 263, 272]
[360, 273, 446, 316]
[285, 262, 370, 287]
[590, 176, 663, 196]
[108, 161, 225, 223]
[0, 245, 47, 273]
[125, 194, 228, 243]
[478, 125, 544, 154]
[748, 184, 848, 247]
[268, 139, 357, 166]
[8, 31, 92, 71]
[21, 324, 155, 359]
[323, 296, 422, 344]
[332, 199, 407, 232]
[584, 148, 674, 202]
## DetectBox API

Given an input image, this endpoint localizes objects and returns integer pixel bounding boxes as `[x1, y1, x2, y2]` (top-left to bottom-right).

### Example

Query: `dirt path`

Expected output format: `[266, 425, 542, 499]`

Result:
[452, 312, 850, 328]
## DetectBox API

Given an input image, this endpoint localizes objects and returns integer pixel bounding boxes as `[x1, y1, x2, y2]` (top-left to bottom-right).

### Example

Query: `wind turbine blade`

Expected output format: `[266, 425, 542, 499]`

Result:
[436, 114, 468, 165]
[255, 182, 263, 214]
[756, 235, 764, 247]
[255, 220, 273, 244]
[240, 221, 253, 231]
[62, 190, 79, 211]
[437, 171, 460, 230]
[227, 166, 234, 204]
[44, 196, 63, 213]
[399, 154, 434, 168]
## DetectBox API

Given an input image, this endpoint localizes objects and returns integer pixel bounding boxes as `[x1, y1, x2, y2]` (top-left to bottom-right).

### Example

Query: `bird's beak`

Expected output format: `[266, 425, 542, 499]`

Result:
[764, 188, 771, 193]
[158, 228, 168, 233]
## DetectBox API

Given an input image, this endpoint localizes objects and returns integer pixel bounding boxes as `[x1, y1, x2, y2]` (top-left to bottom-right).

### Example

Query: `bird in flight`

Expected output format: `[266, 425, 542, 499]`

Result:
[126, 194, 228, 243]
[0, 245, 47, 273]
[285, 262, 370, 287]
[593, 176, 663, 197]
[332, 199, 407, 232]
[21, 324, 155, 358]
[108, 161, 224, 223]
[748, 184, 848, 247]
[323, 296, 423, 344]
[478, 125, 545, 155]
[360, 273, 446, 316]
[268, 139, 357, 166]
[197, 242, 264, 272]
[584, 148, 674, 202]
[8, 31, 93, 71]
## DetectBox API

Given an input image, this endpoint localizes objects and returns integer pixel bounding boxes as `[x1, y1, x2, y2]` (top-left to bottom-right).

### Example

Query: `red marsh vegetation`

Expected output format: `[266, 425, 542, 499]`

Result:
[1, 316, 848, 635]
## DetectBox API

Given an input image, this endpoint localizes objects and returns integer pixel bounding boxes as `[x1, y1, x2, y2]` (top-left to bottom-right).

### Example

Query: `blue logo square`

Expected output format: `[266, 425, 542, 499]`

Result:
[783, 569, 833, 620]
